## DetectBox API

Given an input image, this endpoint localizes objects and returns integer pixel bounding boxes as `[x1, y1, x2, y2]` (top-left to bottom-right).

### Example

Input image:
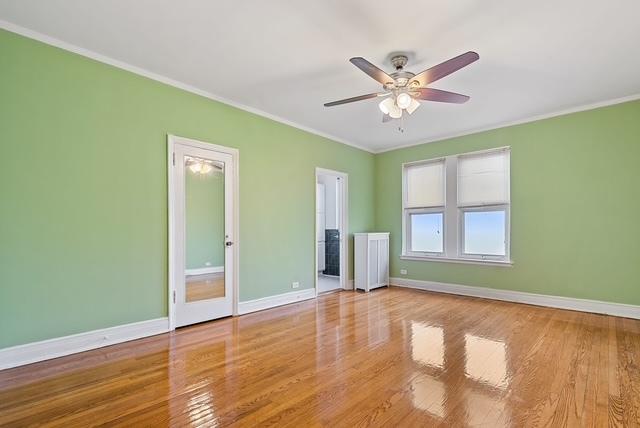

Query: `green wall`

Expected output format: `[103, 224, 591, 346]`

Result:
[0, 30, 375, 348]
[1, 27, 638, 350]
[375, 99, 640, 305]
[185, 170, 224, 270]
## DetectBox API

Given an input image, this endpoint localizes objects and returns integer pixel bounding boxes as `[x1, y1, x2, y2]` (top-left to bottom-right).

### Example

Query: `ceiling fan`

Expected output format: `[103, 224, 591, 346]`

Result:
[324, 51, 479, 124]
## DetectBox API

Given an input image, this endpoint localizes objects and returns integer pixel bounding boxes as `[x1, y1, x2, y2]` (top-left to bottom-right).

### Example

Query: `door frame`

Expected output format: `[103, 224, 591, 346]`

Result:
[167, 134, 240, 330]
[315, 167, 349, 295]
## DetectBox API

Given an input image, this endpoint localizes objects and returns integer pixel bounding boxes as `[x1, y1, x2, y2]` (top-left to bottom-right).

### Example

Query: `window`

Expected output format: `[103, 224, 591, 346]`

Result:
[409, 211, 443, 253]
[403, 160, 445, 256]
[462, 209, 506, 256]
[402, 147, 511, 264]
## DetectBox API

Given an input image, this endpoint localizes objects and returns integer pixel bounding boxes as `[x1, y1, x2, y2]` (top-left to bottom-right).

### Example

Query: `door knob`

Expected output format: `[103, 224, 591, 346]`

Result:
[225, 241, 233, 247]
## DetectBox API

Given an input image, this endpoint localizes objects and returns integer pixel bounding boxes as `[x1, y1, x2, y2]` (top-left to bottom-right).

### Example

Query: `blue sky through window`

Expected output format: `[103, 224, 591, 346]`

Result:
[464, 210, 506, 255]
[411, 213, 443, 252]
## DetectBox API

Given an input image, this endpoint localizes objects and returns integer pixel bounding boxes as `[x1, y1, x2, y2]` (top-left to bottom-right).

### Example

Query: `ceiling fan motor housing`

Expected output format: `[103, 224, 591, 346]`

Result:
[390, 54, 409, 70]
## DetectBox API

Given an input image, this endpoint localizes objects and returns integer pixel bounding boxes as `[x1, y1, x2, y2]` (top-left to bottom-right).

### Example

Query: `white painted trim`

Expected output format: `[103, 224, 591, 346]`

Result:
[315, 168, 349, 293]
[167, 134, 240, 330]
[376, 94, 640, 153]
[238, 288, 316, 315]
[185, 266, 224, 275]
[0, 19, 370, 154]
[399, 255, 513, 266]
[346, 279, 354, 290]
[0, 318, 169, 370]
[391, 277, 640, 319]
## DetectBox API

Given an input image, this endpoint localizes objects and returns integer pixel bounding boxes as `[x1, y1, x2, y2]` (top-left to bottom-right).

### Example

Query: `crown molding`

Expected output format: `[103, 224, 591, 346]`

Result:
[374, 93, 640, 153]
[3, 19, 639, 155]
[0, 19, 373, 154]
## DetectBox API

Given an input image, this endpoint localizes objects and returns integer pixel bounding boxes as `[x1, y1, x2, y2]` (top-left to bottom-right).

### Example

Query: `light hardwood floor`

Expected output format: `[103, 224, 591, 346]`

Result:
[1, 287, 639, 427]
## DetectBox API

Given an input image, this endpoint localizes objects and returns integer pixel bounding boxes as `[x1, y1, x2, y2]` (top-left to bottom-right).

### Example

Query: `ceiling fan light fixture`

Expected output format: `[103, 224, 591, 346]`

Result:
[406, 98, 420, 114]
[378, 97, 394, 115]
[388, 103, 402, 119]
[396, 92, 412, 109]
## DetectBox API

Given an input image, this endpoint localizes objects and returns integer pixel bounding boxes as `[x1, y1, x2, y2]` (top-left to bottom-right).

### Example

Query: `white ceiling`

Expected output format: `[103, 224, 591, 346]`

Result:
[1, 0, 639, 152]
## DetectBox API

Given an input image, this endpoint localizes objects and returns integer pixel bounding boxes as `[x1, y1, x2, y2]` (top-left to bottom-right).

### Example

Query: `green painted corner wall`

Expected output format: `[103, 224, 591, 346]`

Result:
[185, 170, 224, 270]
[0, 30, 375, 348]
[1, 27, 639, 350]
[375, 99, 640, 305]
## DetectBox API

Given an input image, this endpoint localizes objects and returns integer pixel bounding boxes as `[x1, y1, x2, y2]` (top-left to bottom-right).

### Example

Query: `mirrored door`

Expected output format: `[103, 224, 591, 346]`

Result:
[172, 142, 234, 327]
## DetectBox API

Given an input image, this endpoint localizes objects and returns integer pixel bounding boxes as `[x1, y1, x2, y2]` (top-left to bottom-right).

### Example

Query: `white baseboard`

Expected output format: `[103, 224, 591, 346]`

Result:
[346, 279, 354, 290]
[0, 318, 169, 370]
[238, 288, 316, 315]
[185, 266, 224, 275]
[391, 277, 640, 320]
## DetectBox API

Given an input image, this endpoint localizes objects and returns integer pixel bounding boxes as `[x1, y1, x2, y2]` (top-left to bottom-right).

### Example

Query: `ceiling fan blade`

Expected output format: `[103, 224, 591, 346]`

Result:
[350, 57, 395, 86]
[409, 51, 479, 87]
[382, 113, 391, 123]
[414, 88, 470, 104]
[324, 92, 384, 107]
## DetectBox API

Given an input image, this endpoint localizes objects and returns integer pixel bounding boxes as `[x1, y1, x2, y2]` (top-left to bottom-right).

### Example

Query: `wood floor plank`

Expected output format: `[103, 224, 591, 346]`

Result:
[1, 287, 639, 427]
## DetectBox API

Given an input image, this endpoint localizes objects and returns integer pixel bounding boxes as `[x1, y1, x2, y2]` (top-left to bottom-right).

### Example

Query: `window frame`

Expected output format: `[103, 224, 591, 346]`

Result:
[401, 147, 512, 266]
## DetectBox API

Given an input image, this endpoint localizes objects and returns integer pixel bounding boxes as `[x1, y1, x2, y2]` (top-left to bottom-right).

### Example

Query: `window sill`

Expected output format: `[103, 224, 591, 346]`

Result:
[400, 254, 513, 267]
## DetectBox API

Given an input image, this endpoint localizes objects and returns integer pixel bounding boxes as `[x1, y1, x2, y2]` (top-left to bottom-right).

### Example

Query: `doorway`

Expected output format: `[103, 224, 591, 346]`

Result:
[316, 168, 348, 294]
[168, 135, 239, 329]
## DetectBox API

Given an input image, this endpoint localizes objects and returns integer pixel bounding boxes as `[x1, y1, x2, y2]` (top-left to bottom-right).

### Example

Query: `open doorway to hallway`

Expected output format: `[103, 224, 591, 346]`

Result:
[316, 168, 348, 294]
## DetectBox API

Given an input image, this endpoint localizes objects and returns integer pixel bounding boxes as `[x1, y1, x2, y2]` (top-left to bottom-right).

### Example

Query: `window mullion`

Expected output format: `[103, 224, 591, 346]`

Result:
[444, 156, 458, 257]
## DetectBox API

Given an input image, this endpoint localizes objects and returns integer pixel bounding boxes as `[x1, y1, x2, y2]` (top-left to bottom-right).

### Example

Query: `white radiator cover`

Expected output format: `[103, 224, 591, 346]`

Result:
[354, 233, 390, 292]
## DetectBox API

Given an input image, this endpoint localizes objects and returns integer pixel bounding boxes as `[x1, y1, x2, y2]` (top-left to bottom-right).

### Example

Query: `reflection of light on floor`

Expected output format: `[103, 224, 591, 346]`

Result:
[411, 322, 444, 369]
[411, 374, 445, 418]
[465, 390, 507, 426]
[186, 389, 219, 426]
[464, 334, 508, 389]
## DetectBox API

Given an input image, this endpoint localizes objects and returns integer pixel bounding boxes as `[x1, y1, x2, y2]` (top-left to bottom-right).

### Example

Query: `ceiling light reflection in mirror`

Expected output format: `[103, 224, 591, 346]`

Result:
[185, 156, 223, 176]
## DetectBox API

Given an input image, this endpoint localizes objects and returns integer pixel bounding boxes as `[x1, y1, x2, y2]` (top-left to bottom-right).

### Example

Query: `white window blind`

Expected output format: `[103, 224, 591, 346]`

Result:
[457, 150, 510, 206]
[405, 160, 445, 208]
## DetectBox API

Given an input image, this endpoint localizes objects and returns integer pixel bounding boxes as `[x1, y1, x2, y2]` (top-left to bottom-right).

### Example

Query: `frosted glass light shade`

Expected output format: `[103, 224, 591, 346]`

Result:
[396, 93, 412, 109]
[406, 98, 420, 114]
[389, 103, 402, 118]
[380, 96, 403, 119]
[379, 97, 394, 114]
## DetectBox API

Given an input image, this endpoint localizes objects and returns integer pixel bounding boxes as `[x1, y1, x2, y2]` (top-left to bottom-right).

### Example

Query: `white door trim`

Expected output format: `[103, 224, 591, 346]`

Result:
[315, 167, 349, 295]
[167, 134, 240, 330]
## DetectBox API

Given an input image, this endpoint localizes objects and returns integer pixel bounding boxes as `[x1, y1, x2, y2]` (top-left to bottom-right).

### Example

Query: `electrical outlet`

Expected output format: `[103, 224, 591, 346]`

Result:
[400, 269, 408, 275]
[292, 282, 300, 289]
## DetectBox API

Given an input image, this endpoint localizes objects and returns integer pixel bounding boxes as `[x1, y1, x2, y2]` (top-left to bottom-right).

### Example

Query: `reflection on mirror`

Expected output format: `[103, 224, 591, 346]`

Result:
[184, 156, 225, 303]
